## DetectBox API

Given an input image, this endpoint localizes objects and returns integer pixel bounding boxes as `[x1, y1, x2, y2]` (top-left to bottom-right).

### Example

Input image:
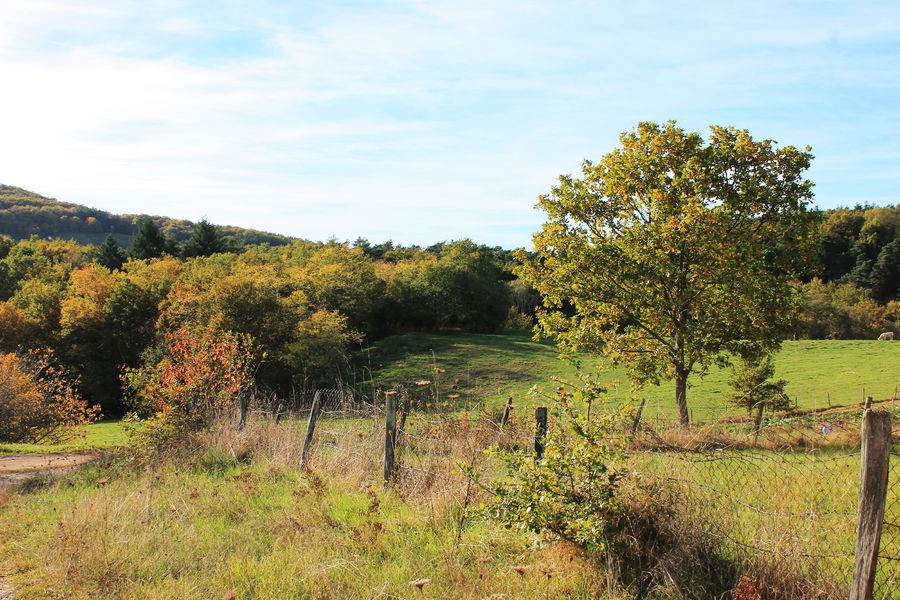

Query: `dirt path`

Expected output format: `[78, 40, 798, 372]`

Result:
[0, 451, 101, 598]
[0, 450, 99, 492]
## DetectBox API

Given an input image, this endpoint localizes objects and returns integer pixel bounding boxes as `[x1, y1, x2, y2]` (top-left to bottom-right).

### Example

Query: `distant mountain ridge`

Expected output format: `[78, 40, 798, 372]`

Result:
[0, 185, 295, 247]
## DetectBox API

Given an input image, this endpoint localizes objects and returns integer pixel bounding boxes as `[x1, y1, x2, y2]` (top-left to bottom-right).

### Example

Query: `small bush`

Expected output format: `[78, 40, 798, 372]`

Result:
[123, 327, 255, 456]
[484, 377, 625, 552]
[0, 350, 98, 443]
[124, 327, 254, 426]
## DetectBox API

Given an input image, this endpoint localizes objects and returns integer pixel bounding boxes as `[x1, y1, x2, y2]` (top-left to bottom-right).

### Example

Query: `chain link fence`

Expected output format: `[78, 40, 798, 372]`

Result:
[627, 411, 900, 599]
[237, 387, 899, 598]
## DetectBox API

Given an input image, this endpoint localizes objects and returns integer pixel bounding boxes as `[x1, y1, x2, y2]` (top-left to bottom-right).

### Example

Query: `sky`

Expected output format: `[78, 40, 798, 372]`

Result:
[1, 1, 898, 248]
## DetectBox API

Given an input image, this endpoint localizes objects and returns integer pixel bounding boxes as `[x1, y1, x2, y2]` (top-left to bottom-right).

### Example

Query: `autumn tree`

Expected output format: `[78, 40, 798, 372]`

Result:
[519, 121, 817, 426]
[0, 350, 98, 443]
[124, 327, 254, 428]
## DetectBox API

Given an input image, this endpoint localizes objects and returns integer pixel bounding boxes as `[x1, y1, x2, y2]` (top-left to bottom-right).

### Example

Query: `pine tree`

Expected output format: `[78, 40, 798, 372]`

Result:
[728, 354, 792, 434]
[181, 219, 227, 258]
[129, 219, 168, 260]
[96, 235, 126, 270]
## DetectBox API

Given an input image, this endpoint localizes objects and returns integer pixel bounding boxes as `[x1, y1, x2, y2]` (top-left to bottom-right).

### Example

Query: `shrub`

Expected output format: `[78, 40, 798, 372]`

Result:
[0, 351, 98, 443]
[728, 353, 791, 434]
[124, 327, 254, 430]
[483, 377, 625, 552]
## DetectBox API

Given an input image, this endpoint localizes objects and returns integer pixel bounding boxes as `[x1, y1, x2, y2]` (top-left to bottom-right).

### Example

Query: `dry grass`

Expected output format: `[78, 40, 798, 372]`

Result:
[0, 408, 614, 599]
[1, 402, 890, 599]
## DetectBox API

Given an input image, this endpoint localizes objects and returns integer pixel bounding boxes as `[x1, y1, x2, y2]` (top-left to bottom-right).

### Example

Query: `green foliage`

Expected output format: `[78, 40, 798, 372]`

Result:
[795, 278, 898, 339]
[0, 184, 295, 247]
[728, 353, 791, 431]
[381, 239, 510, 332]
[816, 204, 900, 302]
[485, 377, 624, 552]
[181, 218, 229, 258]
[519, 121, 817, 426]
[129, 218, 170, 260]
[289, 309, 364, 387]
[94, 234, 126, 270]
[291, 242, 386, 332]
[58, 264, 161, 415]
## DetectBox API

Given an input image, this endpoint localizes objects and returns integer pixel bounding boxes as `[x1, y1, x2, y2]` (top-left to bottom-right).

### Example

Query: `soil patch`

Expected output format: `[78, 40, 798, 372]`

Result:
[0, 450, 100, 502]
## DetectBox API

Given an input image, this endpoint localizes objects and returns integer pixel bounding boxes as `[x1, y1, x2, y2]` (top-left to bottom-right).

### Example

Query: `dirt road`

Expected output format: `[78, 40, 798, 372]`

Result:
[0, 450, 102, 598]
[0, 450, 101, 506]
[0, 450, 99, 489]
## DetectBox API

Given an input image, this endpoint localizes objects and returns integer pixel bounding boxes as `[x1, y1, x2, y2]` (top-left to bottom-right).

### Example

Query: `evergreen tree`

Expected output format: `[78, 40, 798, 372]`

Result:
[96, 235, 125, 270]
[129, 219, 167, 260]
[871, 239, 900, 303]
[728, 354, 792, 434]
[182, 219, 227, 258]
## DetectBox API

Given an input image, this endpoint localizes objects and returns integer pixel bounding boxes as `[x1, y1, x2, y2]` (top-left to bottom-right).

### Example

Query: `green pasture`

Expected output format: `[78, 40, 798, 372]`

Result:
[355, 331, 900, 422]
[0, 420, 127, 455]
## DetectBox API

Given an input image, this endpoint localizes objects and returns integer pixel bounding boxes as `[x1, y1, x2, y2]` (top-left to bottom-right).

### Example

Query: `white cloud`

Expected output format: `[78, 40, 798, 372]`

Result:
[0, 0, 898, 247]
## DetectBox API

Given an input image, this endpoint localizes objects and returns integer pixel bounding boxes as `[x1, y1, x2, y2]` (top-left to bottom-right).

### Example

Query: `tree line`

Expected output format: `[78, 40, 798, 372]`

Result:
[0, 224, 514, 417]
[0, 176, 897, 426]
[0, 185, 293, 247]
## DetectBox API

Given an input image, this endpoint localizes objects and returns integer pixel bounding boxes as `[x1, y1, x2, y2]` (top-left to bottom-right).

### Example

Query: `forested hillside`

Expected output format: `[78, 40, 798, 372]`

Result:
[0, 185, 294, 247]
[0, 233, 516, 416]
[0, 184, 897, 420]
[796, 204, 900, 338]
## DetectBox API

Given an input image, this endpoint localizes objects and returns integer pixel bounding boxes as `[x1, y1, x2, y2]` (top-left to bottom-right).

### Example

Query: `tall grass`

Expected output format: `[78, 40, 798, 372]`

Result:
[0, 410, 619, 599]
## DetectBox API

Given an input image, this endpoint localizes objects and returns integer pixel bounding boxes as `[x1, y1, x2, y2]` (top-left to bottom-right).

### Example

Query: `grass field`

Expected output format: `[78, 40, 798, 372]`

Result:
[354, 331, 900, 422]
[1, 333, 898, 597]
[0, 420, 609, 599]
[0, 420, 128, 455]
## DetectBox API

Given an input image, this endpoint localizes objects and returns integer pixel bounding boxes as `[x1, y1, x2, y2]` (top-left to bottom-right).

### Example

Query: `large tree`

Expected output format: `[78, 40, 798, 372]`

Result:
[519, 121, 817, 426]
[129, 219, 168, 260]
[182, 219, 228, 258]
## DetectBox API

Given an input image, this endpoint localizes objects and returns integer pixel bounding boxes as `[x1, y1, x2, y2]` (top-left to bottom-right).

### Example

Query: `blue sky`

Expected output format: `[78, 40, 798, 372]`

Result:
[1, 1, 898, 248]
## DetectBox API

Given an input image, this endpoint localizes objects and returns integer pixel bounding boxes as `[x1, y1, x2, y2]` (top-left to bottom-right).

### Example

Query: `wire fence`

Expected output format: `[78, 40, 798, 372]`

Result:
[240, 389, 899, 599]
[627, 414, 900, 599]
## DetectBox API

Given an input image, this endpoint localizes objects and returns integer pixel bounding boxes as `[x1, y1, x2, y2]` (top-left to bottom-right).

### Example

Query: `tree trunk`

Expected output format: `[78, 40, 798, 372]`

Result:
[676, 368, 689, 427]
[753, 404, 764, 438]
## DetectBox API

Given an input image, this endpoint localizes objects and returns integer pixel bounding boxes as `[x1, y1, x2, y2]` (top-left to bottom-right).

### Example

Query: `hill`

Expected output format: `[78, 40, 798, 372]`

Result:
[355, 331, 900, 422]
[0, 185, 294, 247]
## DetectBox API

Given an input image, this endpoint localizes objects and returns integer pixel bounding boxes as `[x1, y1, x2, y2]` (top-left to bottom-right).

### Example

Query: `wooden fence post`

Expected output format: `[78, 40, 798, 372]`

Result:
[850, 407, 892, 600]
[631, 399, 646, 435]
[299, 391, 322, 470]
[501, 397, 513, 428]
[534, 407, 548, 459]
[384, 391, 398, 485]
[397, 388, 410, 437]
[238, 390, 251, 431]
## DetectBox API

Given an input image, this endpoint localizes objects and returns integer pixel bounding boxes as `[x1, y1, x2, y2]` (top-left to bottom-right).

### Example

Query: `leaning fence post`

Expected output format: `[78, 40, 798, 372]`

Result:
[384, 391, 398, 485]
[631, 399, 646, 435]
[850, 407, 892, 600]
[299, 391, 322, 470]
[501, 397, 513, 429]
[534, 407, 548, 459]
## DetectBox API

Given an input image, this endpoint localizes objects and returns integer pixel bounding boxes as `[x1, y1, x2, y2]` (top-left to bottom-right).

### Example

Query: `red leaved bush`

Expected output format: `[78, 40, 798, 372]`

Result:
[124, 327, 254, 428]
